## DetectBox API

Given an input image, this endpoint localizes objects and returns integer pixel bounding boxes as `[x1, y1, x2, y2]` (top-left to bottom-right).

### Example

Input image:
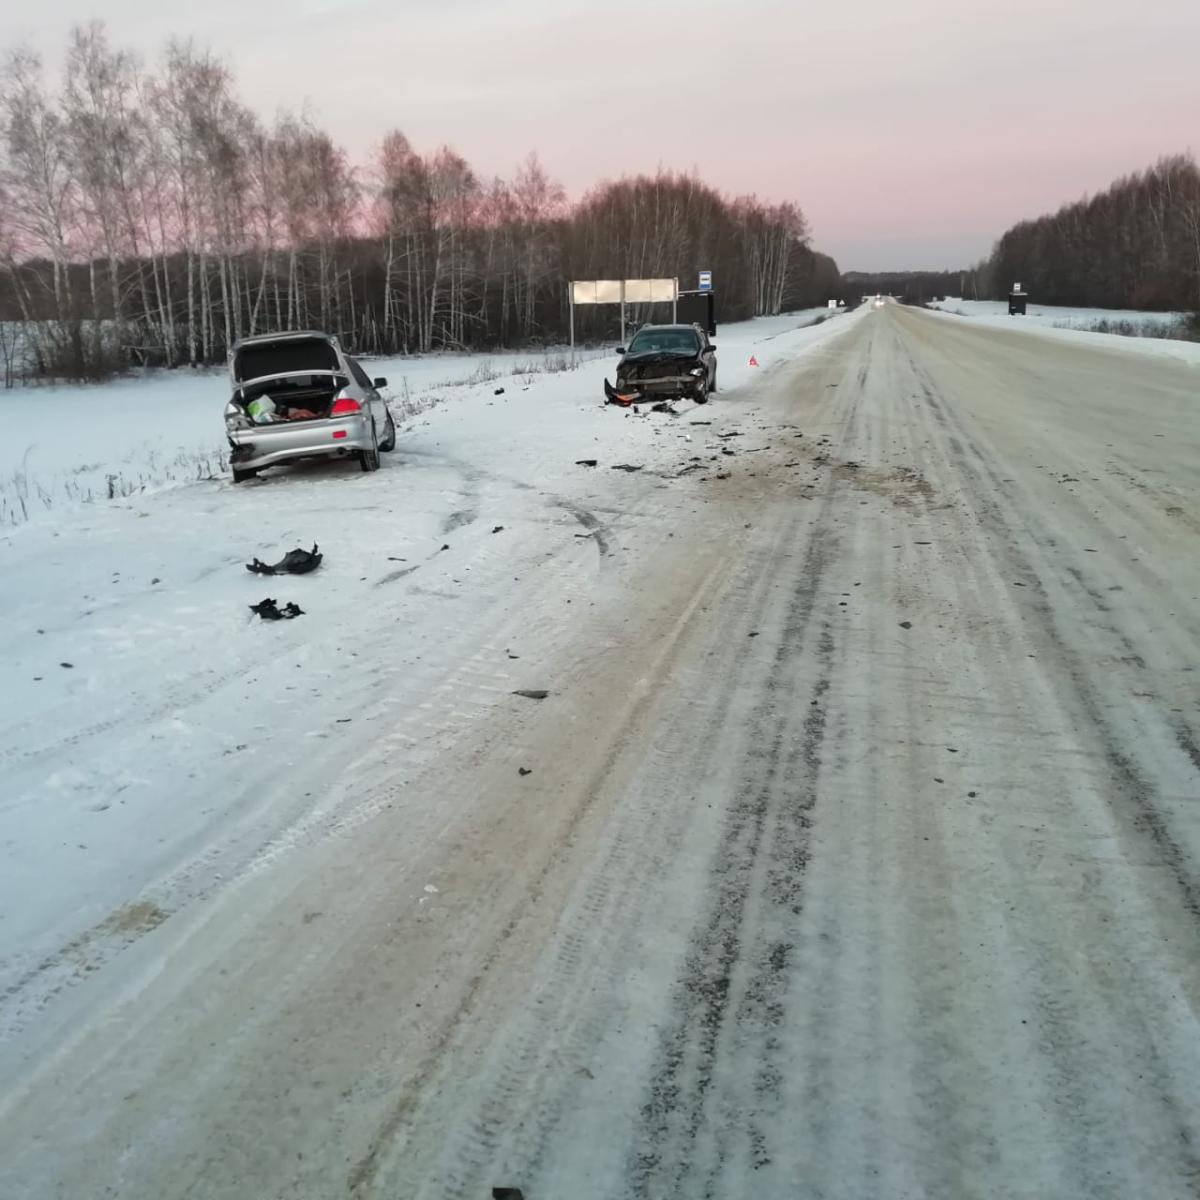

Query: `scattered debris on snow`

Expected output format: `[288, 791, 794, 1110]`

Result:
[246, 544, 323, 576]
[249, 599, 304, 620]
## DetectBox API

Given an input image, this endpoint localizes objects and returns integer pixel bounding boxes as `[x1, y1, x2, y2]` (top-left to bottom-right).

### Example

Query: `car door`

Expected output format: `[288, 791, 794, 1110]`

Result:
[698, 330, 716, 386]
[346, 356, 384, 429]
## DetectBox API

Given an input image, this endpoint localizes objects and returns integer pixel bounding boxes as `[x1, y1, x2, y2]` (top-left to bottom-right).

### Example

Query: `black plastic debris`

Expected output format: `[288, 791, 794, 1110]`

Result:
[512, 689, 549, 700]
[494, 387, 506, 396]
[250, 598, 304, 620]
[493, 1190, 525, 1200]
[246, 544, 322, 576]
[491, 525, 505, 534]
[575, 459, 599, 467]
[518, 767, 532, 776]
[610, 464, 643, 472]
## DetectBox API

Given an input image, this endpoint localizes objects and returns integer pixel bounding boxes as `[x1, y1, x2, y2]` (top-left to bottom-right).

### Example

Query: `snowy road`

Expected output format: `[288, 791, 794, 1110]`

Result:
[3, 305, 1200, 1198]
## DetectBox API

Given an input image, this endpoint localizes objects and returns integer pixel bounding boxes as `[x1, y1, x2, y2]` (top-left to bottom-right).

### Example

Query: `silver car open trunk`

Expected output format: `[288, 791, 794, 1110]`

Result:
[230, 336, 348, 423]
[231, 370, 348, 422]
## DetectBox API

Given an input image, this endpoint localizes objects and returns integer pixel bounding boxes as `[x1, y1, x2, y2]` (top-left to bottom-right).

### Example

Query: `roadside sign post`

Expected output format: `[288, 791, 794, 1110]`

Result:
[569, 284, 576, 365]
[569, 278, 679, 357]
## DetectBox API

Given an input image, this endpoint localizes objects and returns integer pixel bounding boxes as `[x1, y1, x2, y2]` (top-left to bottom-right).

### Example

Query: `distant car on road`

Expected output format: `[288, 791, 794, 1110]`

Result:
[605, 324, 717, 406]
[224, 330, 396, 483]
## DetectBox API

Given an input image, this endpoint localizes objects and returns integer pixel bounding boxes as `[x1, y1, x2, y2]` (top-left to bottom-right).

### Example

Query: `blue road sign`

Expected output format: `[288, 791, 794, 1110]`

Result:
[699, 270, 712, 292]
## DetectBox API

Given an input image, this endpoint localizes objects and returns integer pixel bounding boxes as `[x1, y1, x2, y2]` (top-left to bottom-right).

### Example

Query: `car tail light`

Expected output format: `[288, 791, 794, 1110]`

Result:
[331, 396, 361, 415]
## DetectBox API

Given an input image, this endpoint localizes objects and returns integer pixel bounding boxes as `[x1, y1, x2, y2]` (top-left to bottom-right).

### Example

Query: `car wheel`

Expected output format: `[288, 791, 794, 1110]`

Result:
[694, 380, 709, 405]
[231, 466, 258, 484]
[359, 423, 381, 472]
[710, 370, 717, 393]
[378, 411, 397, 452]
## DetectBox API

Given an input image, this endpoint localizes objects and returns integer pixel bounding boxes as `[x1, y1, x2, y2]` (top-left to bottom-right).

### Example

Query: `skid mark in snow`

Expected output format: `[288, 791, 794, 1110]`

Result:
[1, 899, 170, 1040]
[554, 502, 612, 557]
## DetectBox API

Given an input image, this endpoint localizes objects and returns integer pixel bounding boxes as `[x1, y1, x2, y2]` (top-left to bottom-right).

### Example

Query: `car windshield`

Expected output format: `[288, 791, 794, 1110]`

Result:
[627, 329, 700, 355]
[234, 337, 339, 381]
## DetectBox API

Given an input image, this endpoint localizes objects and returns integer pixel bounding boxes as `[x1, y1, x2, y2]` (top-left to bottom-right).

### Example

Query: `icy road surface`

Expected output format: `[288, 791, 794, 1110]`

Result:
[2, 304, 1200, 1198]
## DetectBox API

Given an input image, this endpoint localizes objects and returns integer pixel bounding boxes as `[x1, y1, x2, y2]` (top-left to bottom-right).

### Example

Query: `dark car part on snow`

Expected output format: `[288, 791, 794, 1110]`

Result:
[512, 689, 550, 700]
[246, 543, 323, 576]
[575, 459, 598, 467]
[493, 1190, 525, 1200]
[611, 463, 643, 472]
[250, 598, 304, 620]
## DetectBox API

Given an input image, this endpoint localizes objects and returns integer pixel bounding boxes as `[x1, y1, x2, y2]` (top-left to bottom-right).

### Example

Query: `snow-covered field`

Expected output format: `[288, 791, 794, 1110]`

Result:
[0, 309, 835, 528]
[927, 298, 1200, 366]
[931, 297, 1189, 333]
[0, 304, 854, 1061]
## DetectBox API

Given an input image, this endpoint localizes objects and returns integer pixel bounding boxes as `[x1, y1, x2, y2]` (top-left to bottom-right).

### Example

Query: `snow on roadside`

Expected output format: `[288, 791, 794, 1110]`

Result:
[0, 309, 837, 529]
[0, 302, 861, 1055]
[928, 298, 1200, 366]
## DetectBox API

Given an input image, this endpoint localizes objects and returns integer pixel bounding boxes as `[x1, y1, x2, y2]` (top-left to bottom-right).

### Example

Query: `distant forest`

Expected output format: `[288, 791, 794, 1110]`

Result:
[984, 155, 1200, 311]
[0, 24, 839, 382]
[849, 155, 1200, 317]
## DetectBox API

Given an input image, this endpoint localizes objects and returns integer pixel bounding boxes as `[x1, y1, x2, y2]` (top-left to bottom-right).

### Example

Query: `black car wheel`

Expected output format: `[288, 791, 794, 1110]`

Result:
[378, 411, 397, 452]
[231, 466, 258, 484]
[359, 423, 381, 472]
[694, 379, 709, 405]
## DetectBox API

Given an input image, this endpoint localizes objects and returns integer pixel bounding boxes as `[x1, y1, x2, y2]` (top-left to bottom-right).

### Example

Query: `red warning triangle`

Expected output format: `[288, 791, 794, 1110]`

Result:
[748, 355, 759, 367]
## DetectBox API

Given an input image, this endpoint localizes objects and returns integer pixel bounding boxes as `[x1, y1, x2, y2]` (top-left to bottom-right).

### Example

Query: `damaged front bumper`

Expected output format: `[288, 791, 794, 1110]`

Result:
[605, 375, 703, 406]
[604, 378, 644, 406]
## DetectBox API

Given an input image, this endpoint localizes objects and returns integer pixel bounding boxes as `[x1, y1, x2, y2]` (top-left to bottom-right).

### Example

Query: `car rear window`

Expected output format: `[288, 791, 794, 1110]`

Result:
[627, 329, 700, 354]
[235, 338, 339, 381]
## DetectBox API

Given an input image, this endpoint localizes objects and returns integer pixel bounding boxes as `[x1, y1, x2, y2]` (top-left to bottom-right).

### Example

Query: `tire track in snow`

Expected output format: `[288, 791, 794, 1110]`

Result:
[631, 520, 838, 1194]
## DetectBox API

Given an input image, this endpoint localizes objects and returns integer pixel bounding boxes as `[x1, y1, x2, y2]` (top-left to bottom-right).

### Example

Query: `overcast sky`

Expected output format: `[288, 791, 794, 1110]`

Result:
[9, 0, 1199, 270]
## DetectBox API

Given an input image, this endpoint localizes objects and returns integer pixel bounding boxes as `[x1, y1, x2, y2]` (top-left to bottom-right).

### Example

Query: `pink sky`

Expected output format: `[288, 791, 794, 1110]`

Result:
[13, 0, 1200, 269]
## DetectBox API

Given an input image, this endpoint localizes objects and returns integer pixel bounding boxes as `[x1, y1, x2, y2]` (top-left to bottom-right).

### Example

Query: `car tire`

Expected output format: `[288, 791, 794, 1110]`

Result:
[231, 466, 258, 484]
[359, 424, 381, 472]
[710, 370, 717, 393]
[694, 380, 709, 405]
[378, 411, 397, 452]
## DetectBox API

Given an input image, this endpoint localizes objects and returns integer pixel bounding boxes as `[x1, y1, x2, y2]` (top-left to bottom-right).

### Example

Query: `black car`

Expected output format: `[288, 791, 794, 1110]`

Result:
[604, 324, 717, 406]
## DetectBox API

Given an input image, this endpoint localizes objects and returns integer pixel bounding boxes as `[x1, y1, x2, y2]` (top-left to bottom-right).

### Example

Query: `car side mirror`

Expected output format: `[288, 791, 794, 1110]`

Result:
[615, 347, 625, 355]
[373, 377, 388, 388]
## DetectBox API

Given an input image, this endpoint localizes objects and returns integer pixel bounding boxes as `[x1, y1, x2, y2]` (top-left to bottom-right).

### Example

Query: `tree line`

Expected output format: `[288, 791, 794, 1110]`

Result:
[841, 270, 962, 304]
[0, 24, 838, 383]
[980, 154, 1200, 311]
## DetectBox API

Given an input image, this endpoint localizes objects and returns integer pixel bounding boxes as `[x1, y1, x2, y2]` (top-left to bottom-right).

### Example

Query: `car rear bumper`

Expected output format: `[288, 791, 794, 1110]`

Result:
[228, 415, 373, 470]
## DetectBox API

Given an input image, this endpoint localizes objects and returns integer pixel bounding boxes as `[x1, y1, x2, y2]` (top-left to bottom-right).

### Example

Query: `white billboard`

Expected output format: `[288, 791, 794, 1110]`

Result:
[571, 280, 624, 305]
[622, 278, 678, 303]
[571, 279, 678, 305]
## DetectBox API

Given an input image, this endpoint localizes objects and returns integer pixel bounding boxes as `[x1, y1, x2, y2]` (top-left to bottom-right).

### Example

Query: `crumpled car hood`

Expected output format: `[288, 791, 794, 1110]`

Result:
[618, 352, 699, 380]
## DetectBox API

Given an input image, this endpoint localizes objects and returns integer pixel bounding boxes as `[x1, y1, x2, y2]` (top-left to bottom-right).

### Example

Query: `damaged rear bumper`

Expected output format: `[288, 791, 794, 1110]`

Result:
[227, 414, 374, 470]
